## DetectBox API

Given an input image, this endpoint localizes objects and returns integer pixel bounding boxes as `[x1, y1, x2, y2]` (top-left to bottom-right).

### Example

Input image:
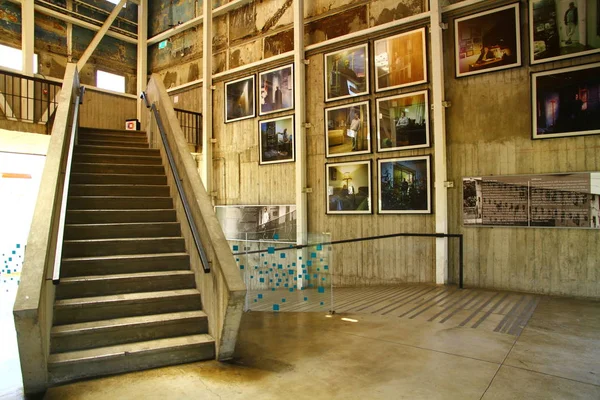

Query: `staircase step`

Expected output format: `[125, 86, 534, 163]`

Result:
[72, 163, 164, 175]
[53, 289, 202, 324]
[66, 209, 177, 224]
[48, 334, 215, 384]
[64, 222, 181, 240]
[77, 138, 149, 148]
[69, 184, 170, 197]
[78, 133, 148, 143]
[55, 270, 196, 299]
[60, 253, 190, 277]
[70, 173, 167, 185]
[74, 145, 160, 157]
[50, 311, 208, 353]
[67, 196, 173, 210]
[73, 153, 163, 165]
[79, 127, 148, 138]
[63, 237, 186, 257]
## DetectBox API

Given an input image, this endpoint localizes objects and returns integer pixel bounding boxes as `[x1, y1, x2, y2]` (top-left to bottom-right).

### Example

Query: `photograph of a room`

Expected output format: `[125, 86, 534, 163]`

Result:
[325, 101, 370, 157]
[325, 44, 368, 101]
[259, 64, 294, 115]
[455, 3, 520, 77]
[530, 0, 600, 63]
[327, 161, 371, 213]
[374, 28, 426, 91]
[259, 115, 294, 164]
[379, 156, 430, 213]
[377, 90, 429, 151]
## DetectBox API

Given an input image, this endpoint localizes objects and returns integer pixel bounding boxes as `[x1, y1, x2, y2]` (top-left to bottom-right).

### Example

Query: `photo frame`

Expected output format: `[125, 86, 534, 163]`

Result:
[259, 64, 294, 116]
[225, 75, 255, 123]
[259, 115, 295, 165]
[374, 28, 427, 91]
[532, 62, 600, 139]
[324, 44, 369, 102]
[324, 101, 371, 158]
[326, 160, 372, 214]
[454, 3, 521, 78]
[378, 156, 431, 214]
[376, 90, 430, 152]
[530, 0, 600, 65]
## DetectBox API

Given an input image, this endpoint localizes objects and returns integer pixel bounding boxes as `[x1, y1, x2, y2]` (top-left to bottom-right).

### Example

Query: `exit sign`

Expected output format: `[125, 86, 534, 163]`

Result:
[158, 40, 168, 49]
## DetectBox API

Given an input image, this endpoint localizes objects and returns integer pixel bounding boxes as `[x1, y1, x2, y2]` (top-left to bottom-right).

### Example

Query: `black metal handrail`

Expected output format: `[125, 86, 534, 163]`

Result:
[174, 108, 202, 147]
[233, 232, 464, 289]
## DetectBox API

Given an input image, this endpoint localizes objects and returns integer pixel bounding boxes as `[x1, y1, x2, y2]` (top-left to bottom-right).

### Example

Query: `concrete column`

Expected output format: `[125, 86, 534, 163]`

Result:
[21, 0, 34, 121]
[137, 0, 148, 120]
[202, 0, 213, 193]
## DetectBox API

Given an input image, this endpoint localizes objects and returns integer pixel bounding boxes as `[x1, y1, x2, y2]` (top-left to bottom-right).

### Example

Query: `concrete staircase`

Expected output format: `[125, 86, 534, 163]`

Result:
[48, 127, 215, 384]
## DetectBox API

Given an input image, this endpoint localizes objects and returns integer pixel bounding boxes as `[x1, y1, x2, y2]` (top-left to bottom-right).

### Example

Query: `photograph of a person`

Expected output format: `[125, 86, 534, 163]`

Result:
[374, 28, 427, 91]
[530, 0, 600, 64]
[326, 160, 372, 214]
[325, 101, 370, 157]
[215, 205, 297, 242]
[259, 115, 295, 164]
[378, 156, 431, 214]
[324, 44, 369, 102]
[376, 90, 429, 152]
[455, 3, 521, 78]
[225, 75, 255, 123]
[463, 177, 483, 224]
[532, 62, 600, 139]
[259, 64, 294, 116]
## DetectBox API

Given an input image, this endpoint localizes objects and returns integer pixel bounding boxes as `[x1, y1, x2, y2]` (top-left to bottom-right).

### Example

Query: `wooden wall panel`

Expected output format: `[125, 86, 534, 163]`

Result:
[79, 90, 137, 130]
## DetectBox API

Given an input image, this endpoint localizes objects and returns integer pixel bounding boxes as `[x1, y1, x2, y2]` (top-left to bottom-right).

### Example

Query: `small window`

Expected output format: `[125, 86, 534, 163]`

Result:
[0, 44, 38, 73]
[96, 70, 125, 93]
[106, 0, 126, 7]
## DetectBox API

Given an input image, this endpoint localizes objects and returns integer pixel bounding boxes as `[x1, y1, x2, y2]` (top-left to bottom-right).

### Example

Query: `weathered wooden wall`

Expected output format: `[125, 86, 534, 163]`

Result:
[79, 89, 137, 130]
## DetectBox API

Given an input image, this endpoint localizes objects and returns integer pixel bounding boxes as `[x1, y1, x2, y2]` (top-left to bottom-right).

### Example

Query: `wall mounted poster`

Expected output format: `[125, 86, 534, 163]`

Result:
[533, 62, 600, 139]
[378, 156, 431, 214]
[463, 173, 600, 228]
[259, 64, 294, 116]
[325, 101, 370, 157]
[215, 205, 297, 242]
[374, 28, 427, 91]
[259, 115, 295, 165]
[376, 90, 429, 152]
[324, 44, 369, 102]
[326, 160, 372, 214]
[530, 0, 600, 64]
[225, 75, 255, 123]
[454, 3, 521, 78]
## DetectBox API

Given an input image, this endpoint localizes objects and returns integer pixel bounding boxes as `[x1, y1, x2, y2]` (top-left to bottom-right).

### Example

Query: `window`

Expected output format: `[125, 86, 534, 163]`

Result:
[106, 0, 126, 7]
[96, 70, 125, 93]
[0, 44, 38, 73]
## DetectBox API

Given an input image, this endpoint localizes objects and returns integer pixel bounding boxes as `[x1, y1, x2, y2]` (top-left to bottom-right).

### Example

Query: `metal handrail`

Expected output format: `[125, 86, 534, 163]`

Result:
[174, 107, 202, 147]
[233, 232, 464, 289]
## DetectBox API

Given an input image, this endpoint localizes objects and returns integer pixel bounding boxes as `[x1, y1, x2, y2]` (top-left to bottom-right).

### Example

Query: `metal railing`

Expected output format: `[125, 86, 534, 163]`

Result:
[174, 108, 202, 147]
[0, 68, 62, 126]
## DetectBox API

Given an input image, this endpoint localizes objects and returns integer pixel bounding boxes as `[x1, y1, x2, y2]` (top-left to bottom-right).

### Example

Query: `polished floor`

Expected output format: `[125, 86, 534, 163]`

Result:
[1, 286, 599, 399]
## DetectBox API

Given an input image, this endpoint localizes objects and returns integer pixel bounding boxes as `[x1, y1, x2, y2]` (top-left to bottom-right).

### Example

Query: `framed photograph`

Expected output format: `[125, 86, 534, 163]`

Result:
[215, 205, 297, 242]
[376, 90, 429, 152]
[326, 160, 372, 214]
[259, 115, 295, 164]
[259, 64, 294, 116]
[530, 0, 600, 64]
[324, 44, 369, 102]
[325, 101, 371, 158]
[374, 28, 427, 91]
[378, 156, 431, 214]
[454, 3, 521, 78]
[225, 75, 255, 123]
[532, 62, 600, 139]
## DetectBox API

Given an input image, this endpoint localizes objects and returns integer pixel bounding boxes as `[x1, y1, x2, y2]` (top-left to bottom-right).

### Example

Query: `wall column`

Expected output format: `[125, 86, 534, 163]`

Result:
[21, 0, 34, 120]
[137, 0, 148, 120]
[202, 0, 213, 193]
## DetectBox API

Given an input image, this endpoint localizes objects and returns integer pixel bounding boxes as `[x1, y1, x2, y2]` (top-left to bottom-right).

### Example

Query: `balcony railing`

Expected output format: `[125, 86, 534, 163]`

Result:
[174, 107, 202, 147]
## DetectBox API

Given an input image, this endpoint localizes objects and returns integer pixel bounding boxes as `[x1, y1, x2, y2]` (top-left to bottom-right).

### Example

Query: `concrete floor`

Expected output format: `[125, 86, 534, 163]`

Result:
[1, 288, 599, 399]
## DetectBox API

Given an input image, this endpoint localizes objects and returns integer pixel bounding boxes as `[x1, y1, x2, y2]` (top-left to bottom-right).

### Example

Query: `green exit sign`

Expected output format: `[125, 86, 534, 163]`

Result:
[158, 40, 168, 49]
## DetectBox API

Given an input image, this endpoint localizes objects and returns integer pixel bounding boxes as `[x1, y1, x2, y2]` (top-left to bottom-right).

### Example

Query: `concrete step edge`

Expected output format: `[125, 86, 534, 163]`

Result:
[61, 252, 189, 263]
[59, 270, 193, 285]
[65, 222, 179, 228]
[64, 237, 184, 244]
[54, 289, 201, 308]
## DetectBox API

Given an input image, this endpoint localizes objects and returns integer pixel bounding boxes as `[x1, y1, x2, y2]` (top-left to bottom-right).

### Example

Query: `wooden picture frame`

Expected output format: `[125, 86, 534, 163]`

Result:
[324, 43, 369, 102]
[325, 160, 372, 214]
[259, 115, 295, 165]
[378, 155, 431, 214]
[324, 101, 371, 158]
[225, 75, 255, 123]
[258, 64, 294, 116]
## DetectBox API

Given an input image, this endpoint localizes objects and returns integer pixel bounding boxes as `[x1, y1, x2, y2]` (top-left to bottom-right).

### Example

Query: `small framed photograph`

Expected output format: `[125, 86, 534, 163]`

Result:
[326, 160, 372, 214]
[259, 64, 294, 116]
[324, 44, 369, 102]
[532, 62, 600, 139]
[530, 0, 600, 65]
[374, 28, 427, 91]
[225, 75, 255, 123]
[259, 115, 295, 164]
[454, 3, 521, 78]
[378, 156, 431, 214]
[325, 101, 371, 158]
[376, 90, 429, 152]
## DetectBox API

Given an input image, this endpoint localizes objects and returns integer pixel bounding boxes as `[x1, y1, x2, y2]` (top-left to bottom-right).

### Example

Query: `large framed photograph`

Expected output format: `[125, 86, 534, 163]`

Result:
[376, 90, 429, 152]
[225, 75, 255, 123]
[378, 156, 431, 214]
[530, 0, 600, 65]
[454, 3, 521, 78]
[325, 101, 371, 158]
[374, 28, 427, 91]
[324, 44, 369, 102]
[326, 160, 372, 214]
[259, 64, 294, 116]
[215, 205, 297, 242]
[259, 115, 295, 165]
[532, 62, 600, 139]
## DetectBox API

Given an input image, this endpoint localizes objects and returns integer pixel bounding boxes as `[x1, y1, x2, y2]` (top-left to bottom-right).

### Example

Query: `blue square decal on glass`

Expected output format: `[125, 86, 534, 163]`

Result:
[320, 301, 324, 306]
[16, 244, 21, 248]
[304, 297, 308, 301]
[280, 253, 286, 259]
[307, 261, 313, 267]
[239, 265, 245, 270]
[316, 244, 322, 251]
[281, 298, 286, 303]
[259, 278, 264, 283]
[274, 233, 279, 240]
[233, 245, 239, 251]
[324, 265, 329, 270]
[318, 286, 325, 293]
[289, 288, 293, 292]
[258, 294, 264, 299]
[311, 252, 317, 258]
[268, 247, 275, 254]
[273, 304, 280, 311]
